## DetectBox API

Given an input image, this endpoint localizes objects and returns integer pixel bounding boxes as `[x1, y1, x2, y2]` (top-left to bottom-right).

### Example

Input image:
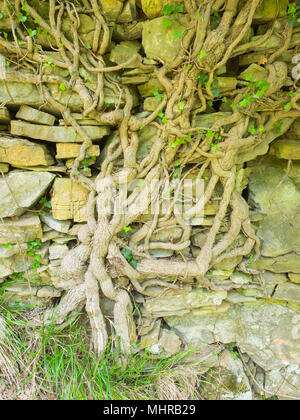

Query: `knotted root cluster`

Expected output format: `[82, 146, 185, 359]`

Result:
[1, 0, 300, 355]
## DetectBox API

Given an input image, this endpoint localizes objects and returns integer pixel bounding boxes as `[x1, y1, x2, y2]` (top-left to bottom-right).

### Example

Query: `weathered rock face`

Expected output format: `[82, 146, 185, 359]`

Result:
[248, 156, 300, 257]
[166, 302, 300, 371]
[144, 288, 227, 318]
[200, 350, 252, 400]
[142, 14, 189, 63]
[0, 214, 42, 245]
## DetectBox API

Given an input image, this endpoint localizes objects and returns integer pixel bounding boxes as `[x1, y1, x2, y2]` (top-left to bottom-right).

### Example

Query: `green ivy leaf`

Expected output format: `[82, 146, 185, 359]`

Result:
[173, 30, 183, 38]
[198, 50, 207, 61]
[130, 258, 137, 269]
[152, 88, 164, 101]
[198, 73, 208, 85]
[212, 88, 221, 98]
[121, 248, 133, 262]
[27, 28, 37, 37]
[248, 124, 256, 135]
[173, 4, 184, 15]
[162, 4, 175, 15]
[21, 1, 28, 12]
[17, 12, 27, 22]
[162, 17, 172, 29]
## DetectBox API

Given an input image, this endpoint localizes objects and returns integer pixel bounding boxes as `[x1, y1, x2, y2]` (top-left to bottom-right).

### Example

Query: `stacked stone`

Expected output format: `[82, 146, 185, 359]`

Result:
[0, 0, 300, 399]
[0, 103, 110, 303]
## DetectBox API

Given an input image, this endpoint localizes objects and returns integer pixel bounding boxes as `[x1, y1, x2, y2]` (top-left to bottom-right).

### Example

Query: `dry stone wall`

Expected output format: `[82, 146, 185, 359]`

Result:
[0, 0, 300, 399]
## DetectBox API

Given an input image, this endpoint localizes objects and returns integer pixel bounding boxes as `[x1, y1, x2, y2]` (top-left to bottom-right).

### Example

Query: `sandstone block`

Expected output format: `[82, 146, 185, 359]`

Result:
[11, 120, 110, 143]
[56, 143, 100, 159]
[0, 136, 54, 166]
[0, 214, 42, 245]
[51, 178, 89, 222]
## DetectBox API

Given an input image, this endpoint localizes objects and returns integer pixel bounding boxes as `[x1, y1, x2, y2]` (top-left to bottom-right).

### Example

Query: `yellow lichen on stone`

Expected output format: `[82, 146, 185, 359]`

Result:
[51, 178, 89, 222]
[56, 143, 100, 159]
[141, 0, 181, 18]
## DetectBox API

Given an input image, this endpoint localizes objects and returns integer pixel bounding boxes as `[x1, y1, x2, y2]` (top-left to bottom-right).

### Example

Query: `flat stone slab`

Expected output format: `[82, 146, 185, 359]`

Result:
[0, 214, 42, 245]
[40, 213, 71, 233]
[16, 105, 56, 126]
[11, 120, 110, 143]
[0, 136, 54, 166]
[273, 283, 300, 304]
[51, 178, 89, 222]
[0, 171, 55, 218]
[56, 143, 100, 159]
[144, 288, 227, 318]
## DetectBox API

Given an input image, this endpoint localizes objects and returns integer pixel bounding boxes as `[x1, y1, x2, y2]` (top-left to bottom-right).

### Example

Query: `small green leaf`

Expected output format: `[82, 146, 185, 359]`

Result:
[121, 248, 133, 262]
[162, 4, 175, 15]
[130, 258, 137, 269]
[152, 88, 163, 101]
[198, 50, 207, 60]
[173, 30, 183, 38]
[248, 124, 256, 135]
[27, 28, 37, 37]
[198, 73, 208, 85]
[212, 88, 221, 98]
[21, 1, 28, 12]
[59, 83, 66, 91]
[17, 12, 27, 22]
[173, 4, 184, 15]
[0, 13, 3, 19]
[162, 17, 172, 29]
[2, 243, 12, 249]
[177, 102, 185, 112]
